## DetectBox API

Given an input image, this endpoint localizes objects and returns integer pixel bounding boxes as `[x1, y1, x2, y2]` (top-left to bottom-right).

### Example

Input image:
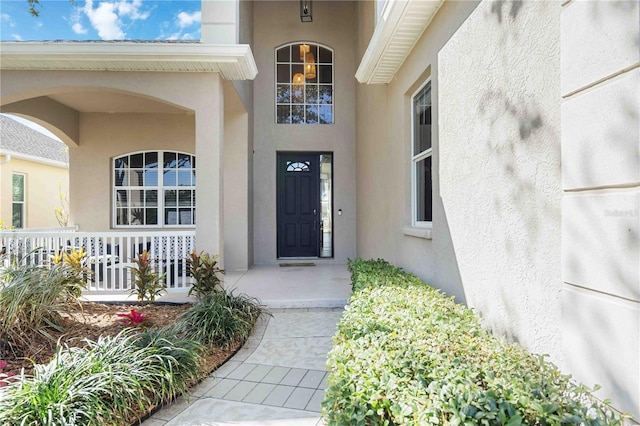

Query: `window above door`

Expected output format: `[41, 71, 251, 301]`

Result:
[275, 42, 334, 124]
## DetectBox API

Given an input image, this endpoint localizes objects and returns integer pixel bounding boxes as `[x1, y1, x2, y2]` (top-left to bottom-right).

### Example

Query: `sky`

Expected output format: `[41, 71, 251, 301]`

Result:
[0, 0, 201, 41]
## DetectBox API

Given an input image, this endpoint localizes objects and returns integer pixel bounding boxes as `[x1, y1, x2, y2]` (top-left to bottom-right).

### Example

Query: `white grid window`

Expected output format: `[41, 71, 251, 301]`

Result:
[12, 173, 25, 229]
[113, 151, 195, 227]
[412, 81, 433, 225]
[275, 42, 334, 124]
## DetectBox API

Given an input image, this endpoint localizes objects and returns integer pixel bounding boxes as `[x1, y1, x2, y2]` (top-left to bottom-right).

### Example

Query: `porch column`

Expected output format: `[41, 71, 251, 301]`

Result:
[195, 75, 225, 260]
[560, 0, 640, 418]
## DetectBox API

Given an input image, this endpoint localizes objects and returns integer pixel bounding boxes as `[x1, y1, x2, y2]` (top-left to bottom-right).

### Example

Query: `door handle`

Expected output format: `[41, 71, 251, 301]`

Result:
[313, 209, 317, 230]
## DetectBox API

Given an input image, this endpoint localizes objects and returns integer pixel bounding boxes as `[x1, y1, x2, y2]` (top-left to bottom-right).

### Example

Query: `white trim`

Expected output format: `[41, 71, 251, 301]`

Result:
[0, 149, 68, 169]
[402, 225, 432, 240]
[356, 0, 444, 84]
[0, 42, 258, 80]
[411, 79, 433, 227]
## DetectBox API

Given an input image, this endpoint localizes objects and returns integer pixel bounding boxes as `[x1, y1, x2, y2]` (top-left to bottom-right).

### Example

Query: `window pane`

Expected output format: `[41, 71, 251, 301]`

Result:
[416, 156, 433, 222]
[277, 64, 290, 83]
[319, 105, 333, 124]
[277, 85, 291, 103]
[318, 47, 332, 63]
[319, 85, 332, 104]
[178, 190, 192, 206]
[164, 170, 177, 186]
[306, 85, 318, 104]
[276, 45, 290, 62]
[305, 105, 318, 124]
[291, 105, 304, 124]
[114, 157, 128, 169]
[115, 169, 126, 186]
[318, 65, 332, 84]
[163, 152, 177, 169]
[144, 169, 158, 186]
[116, 208, 128, 225]
[277, 105, 291, 123]
[164, 190, 177, 207]
[116, 190, 128, 207]
[292, 86, 304, 104]
[179, 208, 193, 225]
[145, 208, 158, 225]
[145, 152, 158, 168]
[129, 190, 143, 207]
[177, 170, 192, 186]
[145, 190, 157, 207]
[177, 153, 192, 168]
[130, 169, 144, 186]
[293, 44, 305, 63]
[12, 174, 24, 201]
[12, 203, 23, 228]
[130, 208, 144, 225]
[130, 153, 143, 168]
[414, 83, 432, 154]
[165, 209, 178, 225]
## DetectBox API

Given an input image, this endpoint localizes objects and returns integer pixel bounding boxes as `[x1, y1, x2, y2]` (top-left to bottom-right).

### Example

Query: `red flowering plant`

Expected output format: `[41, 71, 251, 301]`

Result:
[0, 360, 18, 388]
[116, 309, 147, 326]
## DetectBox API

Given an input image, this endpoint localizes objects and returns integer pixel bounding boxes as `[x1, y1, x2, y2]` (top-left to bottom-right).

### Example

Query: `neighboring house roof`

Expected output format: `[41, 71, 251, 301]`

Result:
[0, 115, 69, 167]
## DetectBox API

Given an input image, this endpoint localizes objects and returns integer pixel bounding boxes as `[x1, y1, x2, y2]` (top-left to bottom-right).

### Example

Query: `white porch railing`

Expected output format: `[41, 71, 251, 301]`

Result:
[0, 230, 196, 293]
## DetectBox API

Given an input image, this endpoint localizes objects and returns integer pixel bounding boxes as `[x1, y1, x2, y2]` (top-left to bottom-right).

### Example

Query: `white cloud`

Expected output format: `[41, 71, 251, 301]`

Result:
[11, 34, 23, 41]
[83, 0, 124, 39]
[80, 0, 151, 40]
[177, 11, 200, 29]
[72, 22, 88, 35]
[1, 13, 10, 21]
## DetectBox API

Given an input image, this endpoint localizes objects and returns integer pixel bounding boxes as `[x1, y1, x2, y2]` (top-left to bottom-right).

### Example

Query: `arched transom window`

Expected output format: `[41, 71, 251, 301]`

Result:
[113, 151, 196, 227]
[275, 42, 334, 124]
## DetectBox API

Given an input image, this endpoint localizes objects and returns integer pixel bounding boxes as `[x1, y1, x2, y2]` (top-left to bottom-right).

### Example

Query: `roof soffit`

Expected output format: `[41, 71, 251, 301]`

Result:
[0, 42, 258, 80]
[356, 0, 445, 85]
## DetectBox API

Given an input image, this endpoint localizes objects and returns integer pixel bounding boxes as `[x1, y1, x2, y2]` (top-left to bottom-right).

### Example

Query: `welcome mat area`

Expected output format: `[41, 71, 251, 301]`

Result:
[279, 263, 316, 267]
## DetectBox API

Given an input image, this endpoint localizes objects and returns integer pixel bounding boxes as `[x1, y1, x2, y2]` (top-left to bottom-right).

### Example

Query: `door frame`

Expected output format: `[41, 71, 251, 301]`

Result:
[276, 151, 333, 259]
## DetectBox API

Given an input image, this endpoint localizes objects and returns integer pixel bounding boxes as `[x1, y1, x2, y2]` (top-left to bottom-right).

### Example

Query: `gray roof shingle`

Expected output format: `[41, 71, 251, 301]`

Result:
[0, 115, 69, 164]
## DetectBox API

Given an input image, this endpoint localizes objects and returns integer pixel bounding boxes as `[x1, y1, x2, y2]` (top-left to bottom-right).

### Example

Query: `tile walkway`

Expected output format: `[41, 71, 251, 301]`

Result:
[142, 307, 344, 426]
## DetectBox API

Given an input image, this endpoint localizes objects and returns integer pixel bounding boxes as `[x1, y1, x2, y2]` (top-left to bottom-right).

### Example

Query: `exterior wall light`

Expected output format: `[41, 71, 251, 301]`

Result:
[300, 0, 312, 22]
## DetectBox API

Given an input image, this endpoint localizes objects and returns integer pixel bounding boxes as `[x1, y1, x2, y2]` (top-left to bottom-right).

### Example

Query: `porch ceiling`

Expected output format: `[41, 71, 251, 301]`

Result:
[356, 0, 445, 85]
[0, 42, 258, 80]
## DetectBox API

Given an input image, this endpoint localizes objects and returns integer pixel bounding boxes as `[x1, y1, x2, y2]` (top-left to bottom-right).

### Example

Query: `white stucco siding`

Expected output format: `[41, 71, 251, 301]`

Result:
[437, 1, 562, 362]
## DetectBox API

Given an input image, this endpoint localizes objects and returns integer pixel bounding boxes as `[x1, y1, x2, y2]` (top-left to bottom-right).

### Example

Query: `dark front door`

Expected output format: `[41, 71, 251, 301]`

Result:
[277, 153, 320, 258]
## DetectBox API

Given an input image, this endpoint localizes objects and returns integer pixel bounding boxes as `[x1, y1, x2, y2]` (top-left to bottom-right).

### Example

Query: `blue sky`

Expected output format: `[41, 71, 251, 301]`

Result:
[0, 0, 201, 41]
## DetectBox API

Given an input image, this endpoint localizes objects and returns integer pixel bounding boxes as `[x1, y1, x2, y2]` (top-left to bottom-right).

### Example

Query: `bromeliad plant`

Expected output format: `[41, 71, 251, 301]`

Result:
[129, 250, 166, 303]
[186, 251, 225, 298]
[51, 247, 91, 299]
[117, 309, 147, 326]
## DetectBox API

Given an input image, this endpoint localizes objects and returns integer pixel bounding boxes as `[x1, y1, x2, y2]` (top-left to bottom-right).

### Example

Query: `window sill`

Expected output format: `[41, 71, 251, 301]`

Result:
[402, 225, 432, 240]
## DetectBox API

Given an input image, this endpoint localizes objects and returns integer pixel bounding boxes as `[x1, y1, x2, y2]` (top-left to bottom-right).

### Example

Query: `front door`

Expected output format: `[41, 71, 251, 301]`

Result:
[277, 153, 320, 258]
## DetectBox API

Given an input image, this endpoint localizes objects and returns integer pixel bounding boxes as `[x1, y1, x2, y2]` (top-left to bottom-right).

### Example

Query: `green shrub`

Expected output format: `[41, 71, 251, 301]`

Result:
[0, 256, 75, 346]
[323, 258, 626, 425]
[172, 290, 262, 348]
[186, 251, 225, 299]
[0, 329, 201, 426]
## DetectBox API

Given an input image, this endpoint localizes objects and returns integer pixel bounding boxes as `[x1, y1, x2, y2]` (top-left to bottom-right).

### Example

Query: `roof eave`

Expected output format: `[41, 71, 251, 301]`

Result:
[0, 42, 258, 80]
[356, 0, 445, 85]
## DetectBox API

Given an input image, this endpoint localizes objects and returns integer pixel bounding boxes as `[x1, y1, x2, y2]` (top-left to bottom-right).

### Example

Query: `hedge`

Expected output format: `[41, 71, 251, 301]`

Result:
[323, 258, 626, 425]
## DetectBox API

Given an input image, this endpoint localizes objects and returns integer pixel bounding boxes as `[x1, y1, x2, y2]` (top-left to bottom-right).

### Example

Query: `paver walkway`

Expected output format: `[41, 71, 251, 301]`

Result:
[142, 307, 344, 426]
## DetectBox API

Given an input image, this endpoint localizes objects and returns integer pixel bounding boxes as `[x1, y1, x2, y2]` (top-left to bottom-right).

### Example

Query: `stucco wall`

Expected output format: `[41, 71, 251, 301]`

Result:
[356, 0, 563, 365]
[0, 157, 69, 229]
[70, 113, 194, 231]
[252, 1, 357, 264]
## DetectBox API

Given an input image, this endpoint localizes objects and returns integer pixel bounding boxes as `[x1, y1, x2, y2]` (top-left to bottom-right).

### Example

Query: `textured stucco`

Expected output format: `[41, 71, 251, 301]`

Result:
[252, 1, 357, 265]
[356, 0, 563, 363]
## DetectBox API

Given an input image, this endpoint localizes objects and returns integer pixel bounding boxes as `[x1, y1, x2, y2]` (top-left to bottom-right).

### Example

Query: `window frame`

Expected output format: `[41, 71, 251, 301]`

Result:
[274, 41, 335, 125]
[11, 173, 26, 229]
[112, 150, 196, 229]
[411, 79, 433, 228]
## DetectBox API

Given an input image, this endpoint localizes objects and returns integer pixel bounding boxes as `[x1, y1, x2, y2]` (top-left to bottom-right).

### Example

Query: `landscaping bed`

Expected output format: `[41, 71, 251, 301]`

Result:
[0, 250, 261, 425]
[323, 258, 627, 425]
